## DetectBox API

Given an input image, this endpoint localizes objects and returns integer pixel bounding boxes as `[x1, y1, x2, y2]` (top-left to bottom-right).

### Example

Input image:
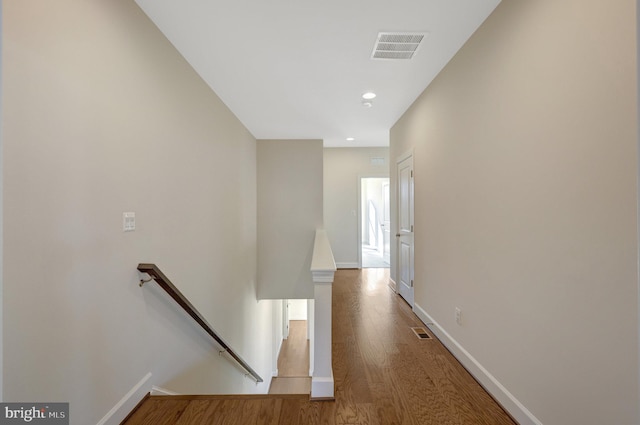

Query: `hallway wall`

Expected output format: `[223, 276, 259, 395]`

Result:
[324, 147, 389, 268]
[257, 139, 323, 300]
[391, 1, 639, 424]
[2, 0, 275, 423]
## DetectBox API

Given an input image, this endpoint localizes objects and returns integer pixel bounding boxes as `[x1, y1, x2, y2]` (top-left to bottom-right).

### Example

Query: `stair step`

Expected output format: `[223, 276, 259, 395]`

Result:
[150, 393, 309, 400]
[122, 393, 318, 425]
[268, 377, 311, 395]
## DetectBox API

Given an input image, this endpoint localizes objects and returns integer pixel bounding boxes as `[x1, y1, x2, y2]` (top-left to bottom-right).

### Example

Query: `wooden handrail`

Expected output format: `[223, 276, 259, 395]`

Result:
[137, 263, 263, 383]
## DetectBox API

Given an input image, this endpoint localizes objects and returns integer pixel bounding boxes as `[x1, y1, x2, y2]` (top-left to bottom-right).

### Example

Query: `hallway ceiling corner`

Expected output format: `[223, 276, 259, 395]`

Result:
[134, 0, 501, 147]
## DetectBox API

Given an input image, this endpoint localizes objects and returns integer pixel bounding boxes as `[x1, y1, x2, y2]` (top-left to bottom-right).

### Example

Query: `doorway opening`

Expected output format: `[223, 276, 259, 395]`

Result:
[360, 177, 390, 268]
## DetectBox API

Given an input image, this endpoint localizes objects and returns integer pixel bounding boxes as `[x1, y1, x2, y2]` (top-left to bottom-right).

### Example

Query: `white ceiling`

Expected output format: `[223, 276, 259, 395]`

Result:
[134, 0, 501, 147]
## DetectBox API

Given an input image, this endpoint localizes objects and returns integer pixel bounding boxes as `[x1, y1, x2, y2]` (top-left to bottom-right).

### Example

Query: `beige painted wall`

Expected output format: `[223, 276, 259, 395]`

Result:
[324, 147, 389, 268]
[3, 0, 276, 423]
[257, 139, 323, 299]
[391, 1, 639, 424]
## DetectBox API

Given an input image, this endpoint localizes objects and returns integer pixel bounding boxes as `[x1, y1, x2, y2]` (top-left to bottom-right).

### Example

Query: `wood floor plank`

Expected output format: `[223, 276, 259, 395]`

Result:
[235, 399, 265, 424]
[369, 379, 412, 425]
[255, 398, 284, 425]
[122, 398, 190, 425]
[174, 399, 221, 425]
[277, 320, 309, 377]
[388, 344, 456, 425]
[207, 399, 235, 425]
[277, 398, 305, 425]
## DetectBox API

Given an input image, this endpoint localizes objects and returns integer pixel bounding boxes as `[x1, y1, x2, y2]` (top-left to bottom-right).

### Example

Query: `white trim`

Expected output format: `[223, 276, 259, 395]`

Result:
[413, 304, 543, 425]
[310, 229, 337, 273]
[311, 283, 333, 401]
[388, 278, 397, 292]
[96, 372, 152, 425]
[308, 298, 315, 377]
[310, 374, 334, 399]
[150, 385, 180, 396]
[396, 149, 414, 164]
[273, 322, 284, 377]
[357, 176, 362, 269]
[274, 336, 283, 376]
[283, 299, 289, 340]
[336, 262, 359, 269]
[311, 270, 335, 284]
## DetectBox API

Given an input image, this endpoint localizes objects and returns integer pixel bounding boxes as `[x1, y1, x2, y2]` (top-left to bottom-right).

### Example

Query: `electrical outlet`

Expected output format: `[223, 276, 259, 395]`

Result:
[455, 307, 462, 326]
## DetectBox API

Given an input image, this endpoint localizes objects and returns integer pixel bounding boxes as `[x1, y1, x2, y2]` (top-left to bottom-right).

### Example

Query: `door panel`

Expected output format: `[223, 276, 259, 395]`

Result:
[397, 155, 414, 306]
[399, 166, 412, 233]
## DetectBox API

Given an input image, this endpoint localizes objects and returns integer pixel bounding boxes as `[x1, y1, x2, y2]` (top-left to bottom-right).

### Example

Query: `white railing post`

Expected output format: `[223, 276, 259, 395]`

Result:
[310, 229, 336, 399]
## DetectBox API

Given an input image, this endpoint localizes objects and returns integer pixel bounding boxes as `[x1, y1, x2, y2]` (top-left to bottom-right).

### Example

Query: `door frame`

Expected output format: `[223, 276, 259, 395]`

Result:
[382, 181, 391, 264]
[357, 174, 390, 268]
[282, 299, 289, 339]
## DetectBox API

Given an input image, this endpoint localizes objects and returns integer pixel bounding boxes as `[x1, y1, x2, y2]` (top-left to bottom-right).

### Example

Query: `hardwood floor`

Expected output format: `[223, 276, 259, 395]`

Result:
[269, 320, 311, 395]
[277, 320, 310, 377]
[329, 268, 515, 425]
[123, 268, 517, 425]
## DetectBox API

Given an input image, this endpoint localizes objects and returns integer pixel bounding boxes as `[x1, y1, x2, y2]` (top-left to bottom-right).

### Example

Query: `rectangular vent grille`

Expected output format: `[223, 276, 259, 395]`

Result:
[372, 32, 427, 60]
[411, 327, 432, 340]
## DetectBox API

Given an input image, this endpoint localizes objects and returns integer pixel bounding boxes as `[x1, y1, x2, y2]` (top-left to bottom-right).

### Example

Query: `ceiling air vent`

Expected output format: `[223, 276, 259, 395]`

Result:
[371, 32, 427, 60]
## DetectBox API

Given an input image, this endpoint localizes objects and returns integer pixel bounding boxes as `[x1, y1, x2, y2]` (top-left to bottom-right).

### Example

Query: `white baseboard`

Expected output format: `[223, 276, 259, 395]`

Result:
[151, 385, 180, 396]
[388, 278, 397, 292]
[96, 372, 152, 425]
[336, 262, 359, 269]
[310, 374, 334, 400]
[413, 303, 543, 425]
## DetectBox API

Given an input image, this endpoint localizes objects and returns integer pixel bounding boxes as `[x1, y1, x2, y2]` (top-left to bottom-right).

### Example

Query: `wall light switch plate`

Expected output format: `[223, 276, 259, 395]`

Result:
[123, 212, 135, 232]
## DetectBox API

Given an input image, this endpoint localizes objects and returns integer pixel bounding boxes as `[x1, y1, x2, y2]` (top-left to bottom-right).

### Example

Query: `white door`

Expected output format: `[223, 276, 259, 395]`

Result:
[397, 155, 414, 306]
[382, 182, 391, 263]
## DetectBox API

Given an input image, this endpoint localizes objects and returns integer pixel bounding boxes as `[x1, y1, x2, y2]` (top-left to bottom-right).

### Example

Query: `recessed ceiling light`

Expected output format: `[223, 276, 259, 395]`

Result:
[346, 137, 355, 141]
[362, 92, 377, 100]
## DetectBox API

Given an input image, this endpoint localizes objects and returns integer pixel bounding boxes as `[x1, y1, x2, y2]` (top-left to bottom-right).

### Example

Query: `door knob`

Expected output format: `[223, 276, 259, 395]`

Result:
[396, 233, 401, 237]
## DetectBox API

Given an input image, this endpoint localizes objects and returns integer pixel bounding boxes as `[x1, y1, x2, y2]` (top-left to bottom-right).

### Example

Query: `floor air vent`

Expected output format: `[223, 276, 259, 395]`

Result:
[411, 327, 431, 339]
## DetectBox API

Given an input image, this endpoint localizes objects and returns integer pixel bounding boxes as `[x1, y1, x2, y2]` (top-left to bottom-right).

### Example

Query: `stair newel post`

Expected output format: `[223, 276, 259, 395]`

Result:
[310, 229, 336, 400]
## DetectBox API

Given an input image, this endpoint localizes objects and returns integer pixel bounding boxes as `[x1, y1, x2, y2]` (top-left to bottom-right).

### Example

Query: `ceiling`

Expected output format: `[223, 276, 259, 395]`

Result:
[134, 0, 501, 147]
